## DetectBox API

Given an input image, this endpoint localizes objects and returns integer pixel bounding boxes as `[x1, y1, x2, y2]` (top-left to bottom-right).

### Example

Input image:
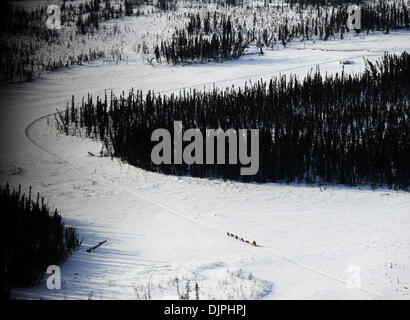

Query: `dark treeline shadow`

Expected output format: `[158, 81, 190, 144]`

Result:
[0, 184, 81, 300]
[57, 52, 409, 190]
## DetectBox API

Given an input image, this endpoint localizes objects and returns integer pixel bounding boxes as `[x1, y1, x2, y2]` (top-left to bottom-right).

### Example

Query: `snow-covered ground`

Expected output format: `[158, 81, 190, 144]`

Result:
[1, 30, 410, 300]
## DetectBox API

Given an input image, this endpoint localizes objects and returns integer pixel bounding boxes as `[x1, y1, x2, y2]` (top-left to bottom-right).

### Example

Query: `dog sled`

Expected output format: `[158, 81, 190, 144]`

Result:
[227, 232, 257, 247]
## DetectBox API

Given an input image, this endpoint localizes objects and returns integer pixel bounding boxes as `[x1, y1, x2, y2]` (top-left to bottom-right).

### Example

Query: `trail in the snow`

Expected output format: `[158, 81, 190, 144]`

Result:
[22, 50, 393, 299]
[157, 51, 381, 95]
[25, 113, 385, 299]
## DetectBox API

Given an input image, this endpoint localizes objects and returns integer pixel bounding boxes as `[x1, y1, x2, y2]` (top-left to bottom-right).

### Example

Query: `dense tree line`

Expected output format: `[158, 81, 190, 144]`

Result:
[154, 17, 250, 63]
[0, 2, 94, 82]
[269, 0, 410, 37]
[156, 0, 178, 11]
[0, 42, 105, 83]
[0, 1, 143, 83]
[155, 0, 243, 11]
[0, 184, 81, 299]
[284, 0, 365, 6]
[260, 0, 410, 43]
[57, 52, 409, 190]
[153, 0, 410, 64]
[75, 0, 146, 34]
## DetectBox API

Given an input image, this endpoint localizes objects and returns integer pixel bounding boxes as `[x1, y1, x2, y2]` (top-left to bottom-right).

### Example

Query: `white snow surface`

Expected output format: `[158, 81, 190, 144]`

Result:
[0, 30, 410, 300]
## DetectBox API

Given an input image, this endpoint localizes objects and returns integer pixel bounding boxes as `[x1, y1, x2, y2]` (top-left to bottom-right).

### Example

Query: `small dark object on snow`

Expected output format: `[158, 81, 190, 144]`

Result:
[339, 59, 353, 65]
[86, 240, 107, 253]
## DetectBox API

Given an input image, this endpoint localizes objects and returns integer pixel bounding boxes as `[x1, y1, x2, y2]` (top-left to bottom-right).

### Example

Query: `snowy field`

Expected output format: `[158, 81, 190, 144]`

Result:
[1, 27, 410, 299]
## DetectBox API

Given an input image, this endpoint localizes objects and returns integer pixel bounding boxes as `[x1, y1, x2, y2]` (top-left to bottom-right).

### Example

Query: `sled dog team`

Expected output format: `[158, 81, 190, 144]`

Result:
[226, 232, 257, 247]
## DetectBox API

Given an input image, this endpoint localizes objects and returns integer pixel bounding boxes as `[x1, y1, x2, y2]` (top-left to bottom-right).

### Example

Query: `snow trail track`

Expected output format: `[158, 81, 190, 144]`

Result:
[25, 112, 385, 299]
[3, 32, 410, 299]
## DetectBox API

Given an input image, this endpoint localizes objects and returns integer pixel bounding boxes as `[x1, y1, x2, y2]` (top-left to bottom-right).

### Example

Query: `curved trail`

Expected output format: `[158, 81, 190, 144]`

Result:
[23, 51, 387, 299]
[25, 119, 384, 299]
